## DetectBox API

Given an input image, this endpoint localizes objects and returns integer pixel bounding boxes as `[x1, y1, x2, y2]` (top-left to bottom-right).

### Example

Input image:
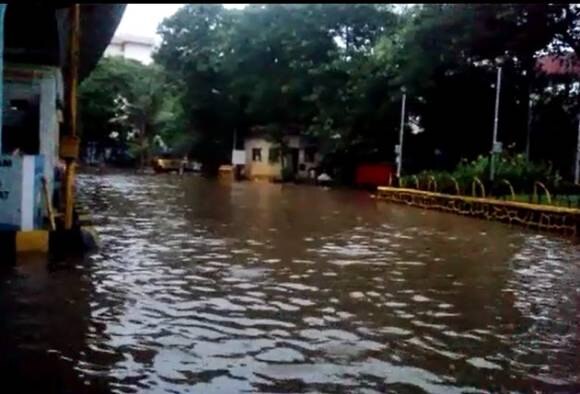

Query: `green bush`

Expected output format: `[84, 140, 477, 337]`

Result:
[403, 152, 560, 197]
[491, 153, 552, 192]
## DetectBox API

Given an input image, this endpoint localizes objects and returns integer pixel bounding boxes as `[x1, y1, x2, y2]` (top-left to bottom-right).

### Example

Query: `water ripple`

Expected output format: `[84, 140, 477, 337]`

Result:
[1, 173, 578, 393]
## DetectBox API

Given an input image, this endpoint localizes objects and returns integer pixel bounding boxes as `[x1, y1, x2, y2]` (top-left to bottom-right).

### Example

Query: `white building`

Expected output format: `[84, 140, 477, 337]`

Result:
[242, 127, 322, 181]
[104, 34, 155, 64]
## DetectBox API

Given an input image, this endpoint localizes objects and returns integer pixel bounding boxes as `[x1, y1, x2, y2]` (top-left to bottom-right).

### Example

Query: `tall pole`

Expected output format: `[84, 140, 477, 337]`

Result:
[232, 128, 240, 180]
[490, 66, 502, 181]
[525, 93, 533, 161]
[397, 92, 407, 179]
[232, 128, 237, 154]
[63, 4, 80, 230]
[574, 115, 580, 185]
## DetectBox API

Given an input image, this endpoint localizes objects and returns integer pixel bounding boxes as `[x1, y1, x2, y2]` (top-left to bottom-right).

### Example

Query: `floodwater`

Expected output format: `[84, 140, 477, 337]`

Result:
[1, 173, 579, 393]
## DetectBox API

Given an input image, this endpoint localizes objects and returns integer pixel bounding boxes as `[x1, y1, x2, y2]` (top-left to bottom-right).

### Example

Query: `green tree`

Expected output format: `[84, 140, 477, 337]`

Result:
[80, 56, 185, 166]
[371, 4, 579, 174]
[155, 4, 398, 173]
[154, 3, 580, 180]
[79, 56, 138, 151]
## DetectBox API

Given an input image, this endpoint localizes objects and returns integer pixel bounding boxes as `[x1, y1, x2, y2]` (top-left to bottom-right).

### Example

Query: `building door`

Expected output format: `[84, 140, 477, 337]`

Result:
[290, 148, 299, 174]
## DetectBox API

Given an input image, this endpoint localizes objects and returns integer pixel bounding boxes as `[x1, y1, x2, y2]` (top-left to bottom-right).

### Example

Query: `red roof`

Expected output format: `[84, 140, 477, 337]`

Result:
[536, 54, 580, 76]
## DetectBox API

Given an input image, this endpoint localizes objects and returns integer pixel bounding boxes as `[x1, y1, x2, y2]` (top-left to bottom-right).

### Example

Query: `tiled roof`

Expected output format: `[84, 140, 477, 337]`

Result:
[536, 54, 580, 76]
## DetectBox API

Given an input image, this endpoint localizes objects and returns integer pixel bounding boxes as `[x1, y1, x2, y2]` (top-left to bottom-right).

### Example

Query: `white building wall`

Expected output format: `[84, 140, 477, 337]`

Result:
[122, 43, 153, 64]
[104, 36, 155, 65]
[244, 138, 282, 179]
[1, 65, 63, 230]
[104, 42, 123, 57]
[243, 136, 322, 180]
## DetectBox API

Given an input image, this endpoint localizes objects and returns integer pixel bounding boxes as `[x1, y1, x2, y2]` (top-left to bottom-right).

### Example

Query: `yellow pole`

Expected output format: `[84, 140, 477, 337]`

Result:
[63, 4, 80, 230]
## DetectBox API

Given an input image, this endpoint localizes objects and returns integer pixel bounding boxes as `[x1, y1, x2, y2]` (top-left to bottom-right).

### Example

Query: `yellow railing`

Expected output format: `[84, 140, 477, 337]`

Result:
[471, 177, 486, 198]
[500, 179, 516, 201]
[413, 175, 420, 190]
[533, 181, 552, 204]
[427, 175, 438, 192]
[449, 175, 460, 195]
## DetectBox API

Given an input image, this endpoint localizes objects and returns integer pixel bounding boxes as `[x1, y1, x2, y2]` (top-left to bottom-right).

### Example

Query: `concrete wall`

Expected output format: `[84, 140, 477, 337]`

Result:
[104, 39, 154, 64]
[1, 65, 62, 230]
[38, 67, 62, 197]
[244, 136, 322, 180]
[122, 42, 153, 64]
[0, 155, 43, 230]
[3, 65, 62, 199]
[244, 138, 282, 180]
[104, 42, 123, 57]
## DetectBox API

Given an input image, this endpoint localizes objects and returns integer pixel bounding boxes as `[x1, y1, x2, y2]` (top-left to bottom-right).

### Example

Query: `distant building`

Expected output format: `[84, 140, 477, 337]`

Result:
[104, 34, 155, 64]
[536, 54, 580, 76]
[243, 126, 321, 181]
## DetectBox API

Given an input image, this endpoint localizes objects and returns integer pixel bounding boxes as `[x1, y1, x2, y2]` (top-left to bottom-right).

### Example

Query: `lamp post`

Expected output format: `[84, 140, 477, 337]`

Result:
[525, 93, 539, 161]
[490, 65, 502, 181]
[396, 88, 407, 179]
[575, 115, 580, 185]
[232, 128, 237, 157]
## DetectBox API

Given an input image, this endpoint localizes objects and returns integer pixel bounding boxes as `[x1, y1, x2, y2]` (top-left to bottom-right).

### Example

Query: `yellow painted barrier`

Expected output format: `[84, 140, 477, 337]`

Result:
[375, 186, 580, 237]
[16, 230, 49, 253]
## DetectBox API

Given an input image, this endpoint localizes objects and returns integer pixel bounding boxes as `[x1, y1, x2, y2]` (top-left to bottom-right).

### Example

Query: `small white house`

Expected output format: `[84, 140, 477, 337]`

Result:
[243, 128, 322, 181]
[104, 34, 155, 65]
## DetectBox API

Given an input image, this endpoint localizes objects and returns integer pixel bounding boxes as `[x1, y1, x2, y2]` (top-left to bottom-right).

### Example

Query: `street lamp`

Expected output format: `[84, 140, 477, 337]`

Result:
[526, 92, 540, 161]
[396, 87, 407, 179]
[490, 59, 504, 181]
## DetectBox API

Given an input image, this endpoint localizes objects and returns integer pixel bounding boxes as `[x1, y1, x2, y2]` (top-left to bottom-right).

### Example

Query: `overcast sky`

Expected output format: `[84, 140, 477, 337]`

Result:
[115, 4, 247, 41]
[115, 4, 411, 43]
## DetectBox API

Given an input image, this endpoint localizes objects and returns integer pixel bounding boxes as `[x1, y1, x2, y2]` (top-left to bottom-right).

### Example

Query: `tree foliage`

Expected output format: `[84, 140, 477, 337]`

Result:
[148, 4, 580, 179]
[79, 56, 188, 164]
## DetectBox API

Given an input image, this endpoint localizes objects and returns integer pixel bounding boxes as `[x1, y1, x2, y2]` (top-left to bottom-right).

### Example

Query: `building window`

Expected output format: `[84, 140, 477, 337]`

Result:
[2, 97, 41, 155]
[252, 148, 262, 162]
[304, 147, 317, 163]
[269, 148, 280, 163]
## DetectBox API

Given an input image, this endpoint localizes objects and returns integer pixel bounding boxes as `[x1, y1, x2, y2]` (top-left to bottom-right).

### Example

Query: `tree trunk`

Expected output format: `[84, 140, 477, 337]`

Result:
[140, 124, 147, 170]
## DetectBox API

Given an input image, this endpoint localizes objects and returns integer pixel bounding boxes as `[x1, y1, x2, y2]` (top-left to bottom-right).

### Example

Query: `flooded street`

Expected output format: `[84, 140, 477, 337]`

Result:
[1, 173, 579, 393]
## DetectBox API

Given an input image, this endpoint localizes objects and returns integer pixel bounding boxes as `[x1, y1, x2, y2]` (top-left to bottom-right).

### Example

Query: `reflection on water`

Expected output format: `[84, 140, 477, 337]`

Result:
[1, 173, 579, 393]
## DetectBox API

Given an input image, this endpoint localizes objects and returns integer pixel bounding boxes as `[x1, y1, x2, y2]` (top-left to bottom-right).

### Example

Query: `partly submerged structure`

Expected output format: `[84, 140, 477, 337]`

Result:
[242, 126, 322, 182]
[0, 4, 125, 258]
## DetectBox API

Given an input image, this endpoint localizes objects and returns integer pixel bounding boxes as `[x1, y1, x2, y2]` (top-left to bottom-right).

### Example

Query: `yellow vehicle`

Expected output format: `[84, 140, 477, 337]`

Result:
[152, 155, 191, 173]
